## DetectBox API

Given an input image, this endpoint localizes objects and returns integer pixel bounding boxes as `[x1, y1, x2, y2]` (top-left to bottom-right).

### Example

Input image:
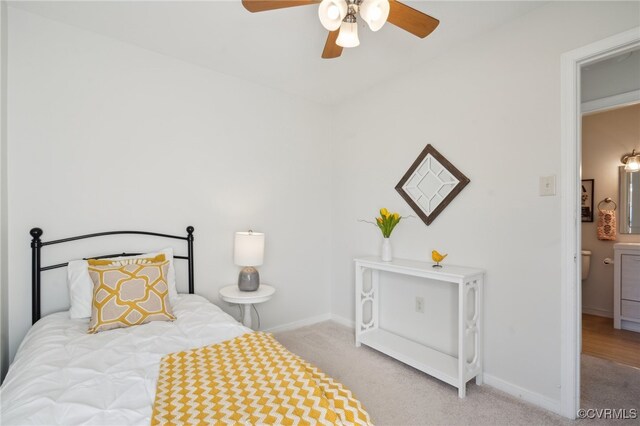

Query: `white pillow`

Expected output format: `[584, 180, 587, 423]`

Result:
[67, 248, 179, 319]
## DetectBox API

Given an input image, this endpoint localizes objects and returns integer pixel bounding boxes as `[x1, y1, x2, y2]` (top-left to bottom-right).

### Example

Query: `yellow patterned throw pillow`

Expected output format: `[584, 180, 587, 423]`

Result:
[87, 260, 175, 334]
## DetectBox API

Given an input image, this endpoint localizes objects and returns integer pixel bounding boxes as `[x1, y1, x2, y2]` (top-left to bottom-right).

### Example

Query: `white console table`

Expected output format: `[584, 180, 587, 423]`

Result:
[354, 256, 484, 398]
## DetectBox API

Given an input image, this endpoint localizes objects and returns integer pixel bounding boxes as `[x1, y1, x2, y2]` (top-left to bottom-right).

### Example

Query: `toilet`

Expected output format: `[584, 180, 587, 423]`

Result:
[581, 250, 591, 281]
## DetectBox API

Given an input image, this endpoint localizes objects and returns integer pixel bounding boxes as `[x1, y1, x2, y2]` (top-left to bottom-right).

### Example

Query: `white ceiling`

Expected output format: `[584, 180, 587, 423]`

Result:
[8, 1, 545, 104]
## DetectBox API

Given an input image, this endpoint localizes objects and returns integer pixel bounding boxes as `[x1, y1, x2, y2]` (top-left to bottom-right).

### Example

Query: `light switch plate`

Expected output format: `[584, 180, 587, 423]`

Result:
[539, 175, 556, 196]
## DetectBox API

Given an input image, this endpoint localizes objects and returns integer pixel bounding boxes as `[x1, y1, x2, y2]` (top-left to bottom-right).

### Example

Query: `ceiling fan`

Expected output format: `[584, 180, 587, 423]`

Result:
[241, 0, 440, 59]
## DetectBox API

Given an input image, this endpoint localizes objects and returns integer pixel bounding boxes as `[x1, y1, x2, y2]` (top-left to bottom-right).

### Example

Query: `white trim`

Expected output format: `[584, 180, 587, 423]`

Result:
[581, 90, 640, 115]
[560, 27, 640, 420]
[265, 313, 331, 333]
[581, 306, 613, 318]
[560, 42, 582, 422]
[483, 374, 562, 415]
[330, 313, 355, 329]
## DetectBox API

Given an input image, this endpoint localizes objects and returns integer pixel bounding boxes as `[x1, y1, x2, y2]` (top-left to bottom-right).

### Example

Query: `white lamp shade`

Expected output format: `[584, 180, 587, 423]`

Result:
[359, 0, 390, 31]
[234, 231, 265, 266]
[625, 155, 640, 172]
[336, 21, 360, 48]
[318, 0, 348, 31]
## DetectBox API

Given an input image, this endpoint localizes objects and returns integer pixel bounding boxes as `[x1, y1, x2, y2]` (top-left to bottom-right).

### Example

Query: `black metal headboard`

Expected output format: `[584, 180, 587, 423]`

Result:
[30, 226, 195, 324]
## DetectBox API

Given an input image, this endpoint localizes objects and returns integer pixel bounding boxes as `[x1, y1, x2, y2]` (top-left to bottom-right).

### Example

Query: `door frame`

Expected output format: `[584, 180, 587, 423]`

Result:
[560, 27, 640, 419]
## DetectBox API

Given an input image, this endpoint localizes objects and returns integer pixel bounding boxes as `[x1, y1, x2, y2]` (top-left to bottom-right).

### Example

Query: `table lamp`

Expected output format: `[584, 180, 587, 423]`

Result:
[234, 230, 265, 291]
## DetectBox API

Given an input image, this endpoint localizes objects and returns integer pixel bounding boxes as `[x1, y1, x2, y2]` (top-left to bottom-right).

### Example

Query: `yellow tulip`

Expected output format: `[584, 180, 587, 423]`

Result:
[376, 217, 383, 224]
[380, 208, 389, 217]
[393, 213, 400, 220]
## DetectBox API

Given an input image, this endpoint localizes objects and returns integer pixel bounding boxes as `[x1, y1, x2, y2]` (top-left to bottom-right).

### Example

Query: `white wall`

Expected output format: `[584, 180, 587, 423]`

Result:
[581, 104, 640, 317]
[0, 0, 8, 382]
[6, 7, 333, 360]
[330, 0, 640, 409]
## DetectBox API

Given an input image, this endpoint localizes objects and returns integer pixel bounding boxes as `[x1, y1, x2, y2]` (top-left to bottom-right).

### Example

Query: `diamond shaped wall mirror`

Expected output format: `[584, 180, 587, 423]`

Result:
[395, 144, 470, 226]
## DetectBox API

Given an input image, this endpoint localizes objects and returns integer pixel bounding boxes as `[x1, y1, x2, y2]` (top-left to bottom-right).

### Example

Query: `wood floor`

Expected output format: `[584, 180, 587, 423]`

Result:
[582, 314, 640, 368]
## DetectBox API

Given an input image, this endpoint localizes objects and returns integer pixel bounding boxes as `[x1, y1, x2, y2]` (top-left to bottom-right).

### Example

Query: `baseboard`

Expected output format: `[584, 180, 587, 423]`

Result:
[330, 314, 355, 329]
[483, 374, 562, 416]
[582, 307, 613, 318]
[265, 313, 332, 333]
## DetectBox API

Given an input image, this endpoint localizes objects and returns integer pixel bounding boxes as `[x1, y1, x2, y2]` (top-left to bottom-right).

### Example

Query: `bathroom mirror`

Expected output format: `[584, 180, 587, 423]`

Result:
[619, 166, 640, 234]
[395, 144, 470, 226]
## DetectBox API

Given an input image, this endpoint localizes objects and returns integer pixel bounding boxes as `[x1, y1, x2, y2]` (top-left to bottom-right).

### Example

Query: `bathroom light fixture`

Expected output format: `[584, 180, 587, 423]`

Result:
[622, 149, 640, 172]
[319, 0, 390, 48]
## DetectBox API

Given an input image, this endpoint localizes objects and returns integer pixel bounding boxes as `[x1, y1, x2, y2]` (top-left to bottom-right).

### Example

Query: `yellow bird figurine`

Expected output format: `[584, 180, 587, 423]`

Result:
[432, 250, 448, 268]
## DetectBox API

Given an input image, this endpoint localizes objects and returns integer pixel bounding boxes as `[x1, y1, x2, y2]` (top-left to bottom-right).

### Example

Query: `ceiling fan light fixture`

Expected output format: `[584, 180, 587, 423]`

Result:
[327, 5, 340, 19]
[359, 0, 390, 32]
[318, 0, 348, 31]
[242, 0, 440, 59]
[336, 20, 360, 48]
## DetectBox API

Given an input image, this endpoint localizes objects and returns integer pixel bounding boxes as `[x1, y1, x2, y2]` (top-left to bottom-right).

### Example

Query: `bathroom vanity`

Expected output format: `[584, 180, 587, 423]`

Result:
[614, 243, 640, 332]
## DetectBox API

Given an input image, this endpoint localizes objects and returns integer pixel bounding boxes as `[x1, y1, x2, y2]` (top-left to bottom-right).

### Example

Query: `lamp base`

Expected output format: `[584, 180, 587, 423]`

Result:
[238, 267, 260, 291]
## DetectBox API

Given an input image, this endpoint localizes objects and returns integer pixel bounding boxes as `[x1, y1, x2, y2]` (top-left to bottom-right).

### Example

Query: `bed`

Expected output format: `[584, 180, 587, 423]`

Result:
[1, 227, 370, 425]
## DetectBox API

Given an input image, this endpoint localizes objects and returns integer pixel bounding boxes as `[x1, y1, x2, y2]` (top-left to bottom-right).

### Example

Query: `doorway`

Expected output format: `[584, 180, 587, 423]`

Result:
[580, 62, 640, 366]
[579, 77, 640, 413]
[560, 27, 640, 419]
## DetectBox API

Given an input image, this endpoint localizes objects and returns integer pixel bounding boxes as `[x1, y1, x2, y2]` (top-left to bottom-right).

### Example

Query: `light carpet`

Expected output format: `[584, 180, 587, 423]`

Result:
[274, 321, 640, 425]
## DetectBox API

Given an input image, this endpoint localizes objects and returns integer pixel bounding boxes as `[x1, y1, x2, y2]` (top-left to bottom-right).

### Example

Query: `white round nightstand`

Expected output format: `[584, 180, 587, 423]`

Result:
[219, 284, 275, 329]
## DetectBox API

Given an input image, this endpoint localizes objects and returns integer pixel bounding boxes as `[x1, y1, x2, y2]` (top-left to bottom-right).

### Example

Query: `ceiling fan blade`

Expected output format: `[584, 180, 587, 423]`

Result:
[322, 30, 343, 59]
[387, 0, 440, 38]
[242, 0, 320, 13]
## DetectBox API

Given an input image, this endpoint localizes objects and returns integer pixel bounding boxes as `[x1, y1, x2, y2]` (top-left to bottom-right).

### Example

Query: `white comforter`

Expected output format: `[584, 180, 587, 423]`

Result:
[0, 294, 250, 425]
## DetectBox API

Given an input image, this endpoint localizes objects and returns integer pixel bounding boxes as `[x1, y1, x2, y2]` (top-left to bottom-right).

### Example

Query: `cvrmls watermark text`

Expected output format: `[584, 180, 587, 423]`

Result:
[577, 408, 637, 420]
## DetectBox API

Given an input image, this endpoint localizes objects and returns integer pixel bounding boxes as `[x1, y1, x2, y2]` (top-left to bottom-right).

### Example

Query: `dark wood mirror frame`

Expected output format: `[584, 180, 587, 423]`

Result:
[395, 144, 470, 226]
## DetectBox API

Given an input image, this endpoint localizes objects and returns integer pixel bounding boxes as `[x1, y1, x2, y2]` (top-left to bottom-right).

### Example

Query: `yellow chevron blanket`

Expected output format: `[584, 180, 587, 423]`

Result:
[151, 332, 372, 425]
